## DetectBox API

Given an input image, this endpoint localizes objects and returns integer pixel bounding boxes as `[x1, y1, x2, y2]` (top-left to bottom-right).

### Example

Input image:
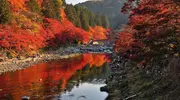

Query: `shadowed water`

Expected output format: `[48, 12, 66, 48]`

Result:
[0, 53, 111, 100]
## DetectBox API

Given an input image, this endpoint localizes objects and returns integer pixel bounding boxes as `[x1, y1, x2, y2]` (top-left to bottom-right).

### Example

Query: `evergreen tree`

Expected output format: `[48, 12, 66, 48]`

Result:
[65, 5, 81, 27]
[26, 0, 41, 14]
[42, 0, 62, 21]
[95, 13, 102, 26]
[89, 12, 96, 27]
[80, 11, 89, 31]
[0, 0, 12, 24]
[101, 15, 110, 28]
[61, 0, 66, 6]
[74, 6, 83, 27]
[76, 17, 82, 27]
[74, 6, 81, 17]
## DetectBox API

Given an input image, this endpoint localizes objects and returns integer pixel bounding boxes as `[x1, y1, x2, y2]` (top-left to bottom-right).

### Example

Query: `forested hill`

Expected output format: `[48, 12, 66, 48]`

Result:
[77, 0, 129, 29]
[64, 4, 110, 31]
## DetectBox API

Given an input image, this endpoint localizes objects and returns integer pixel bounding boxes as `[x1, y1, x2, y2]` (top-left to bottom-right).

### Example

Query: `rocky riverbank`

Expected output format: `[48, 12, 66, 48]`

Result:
[104, 54, 180, 100]
[0, 45, 113, 75]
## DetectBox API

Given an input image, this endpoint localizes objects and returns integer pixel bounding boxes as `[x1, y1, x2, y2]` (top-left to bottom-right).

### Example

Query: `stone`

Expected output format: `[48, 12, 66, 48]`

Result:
[100, 86, 109, 92]
[17, 56, 26, 60]
[0, 57, 4, 62]
[21, 96, 30, 100]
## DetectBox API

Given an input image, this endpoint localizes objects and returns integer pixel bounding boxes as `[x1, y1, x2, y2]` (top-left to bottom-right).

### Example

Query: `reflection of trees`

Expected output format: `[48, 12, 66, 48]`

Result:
[0, 94, 13, 100]
[0, 53, 110, 99]
[77, 95, 86, 100]
[65, 63, 110, 92]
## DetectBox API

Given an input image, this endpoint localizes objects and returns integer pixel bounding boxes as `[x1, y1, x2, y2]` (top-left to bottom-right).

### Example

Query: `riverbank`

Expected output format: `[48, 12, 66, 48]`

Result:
[104, 54, 180, 100]
[0, 45, 113, 75]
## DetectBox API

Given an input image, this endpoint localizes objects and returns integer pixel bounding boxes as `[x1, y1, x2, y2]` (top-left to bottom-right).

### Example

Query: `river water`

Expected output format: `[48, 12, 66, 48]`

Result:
[0, 53, 111, 100]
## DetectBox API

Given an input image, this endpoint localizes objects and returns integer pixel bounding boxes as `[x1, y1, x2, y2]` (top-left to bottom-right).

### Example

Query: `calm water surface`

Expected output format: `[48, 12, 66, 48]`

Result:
[0, 53, 111, 100]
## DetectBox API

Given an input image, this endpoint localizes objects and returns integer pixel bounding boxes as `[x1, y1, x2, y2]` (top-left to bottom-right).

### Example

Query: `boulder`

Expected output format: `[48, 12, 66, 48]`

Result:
[100, 86, 109, 92]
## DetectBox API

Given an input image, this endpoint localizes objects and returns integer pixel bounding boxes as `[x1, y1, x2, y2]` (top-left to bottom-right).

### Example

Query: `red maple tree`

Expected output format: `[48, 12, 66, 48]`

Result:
[115, 0, 180, 63]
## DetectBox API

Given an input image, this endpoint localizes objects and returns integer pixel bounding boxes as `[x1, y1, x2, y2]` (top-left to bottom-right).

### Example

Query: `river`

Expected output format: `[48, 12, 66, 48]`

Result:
[0, 53, 111, 100]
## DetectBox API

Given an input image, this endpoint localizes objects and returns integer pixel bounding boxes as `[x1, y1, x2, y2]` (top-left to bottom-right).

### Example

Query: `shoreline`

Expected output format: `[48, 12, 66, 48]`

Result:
[0, 45, 113, 75]
[104, 54, 180, 100]
[0, 53, 82, 75]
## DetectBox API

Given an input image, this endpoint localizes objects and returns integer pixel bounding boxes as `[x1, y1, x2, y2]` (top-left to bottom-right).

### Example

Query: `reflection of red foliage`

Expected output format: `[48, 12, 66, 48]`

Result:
[0, 54, 110, 100]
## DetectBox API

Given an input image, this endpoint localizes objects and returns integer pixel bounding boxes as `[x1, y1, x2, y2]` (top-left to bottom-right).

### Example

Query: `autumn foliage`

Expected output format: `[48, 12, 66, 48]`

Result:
[0, 0, 108, 56]
[115, 0, 180, 63]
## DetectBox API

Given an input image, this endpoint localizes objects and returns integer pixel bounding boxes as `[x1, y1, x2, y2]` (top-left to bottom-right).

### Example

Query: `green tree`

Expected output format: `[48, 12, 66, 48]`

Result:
[0, 0, 12, 24]
[26, 0, 41, 14]
[65, 5, 81, 27]
[89, 12, 96, 27]
[95, 13, 102, 26]
[42, 0, 62, 21]
[80, 11, 89, 31]
[62, 0, 66, 6]
[65, 5, 109, 29]
[101, 15, 110, 28]
[76, 18, 82, 27]
[74, 5, 81, 17]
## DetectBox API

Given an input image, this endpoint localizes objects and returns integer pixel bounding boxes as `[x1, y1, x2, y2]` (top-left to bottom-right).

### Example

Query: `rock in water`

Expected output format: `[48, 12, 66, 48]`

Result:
[21, 96, 30, 100]
[100, 86, 109, 92]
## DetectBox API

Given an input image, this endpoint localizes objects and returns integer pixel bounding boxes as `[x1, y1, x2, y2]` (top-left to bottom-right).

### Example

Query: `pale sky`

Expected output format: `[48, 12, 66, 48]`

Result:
[65, 0, 89, 5]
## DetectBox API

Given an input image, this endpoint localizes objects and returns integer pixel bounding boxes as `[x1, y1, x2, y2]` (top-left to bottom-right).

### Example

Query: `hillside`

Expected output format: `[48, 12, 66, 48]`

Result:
[77, 0, 129, 29]
[0, 0, 109, 58]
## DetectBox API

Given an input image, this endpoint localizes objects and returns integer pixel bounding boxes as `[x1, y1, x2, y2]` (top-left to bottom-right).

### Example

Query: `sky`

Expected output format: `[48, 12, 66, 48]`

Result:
[65, 0, 89, 5]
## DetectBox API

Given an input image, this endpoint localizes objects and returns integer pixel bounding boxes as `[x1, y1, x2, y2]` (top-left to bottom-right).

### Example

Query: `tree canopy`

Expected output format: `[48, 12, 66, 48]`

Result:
[42, 0, 62, 21]
[25, 0, 41, 14]
[0, 0, 12, 24]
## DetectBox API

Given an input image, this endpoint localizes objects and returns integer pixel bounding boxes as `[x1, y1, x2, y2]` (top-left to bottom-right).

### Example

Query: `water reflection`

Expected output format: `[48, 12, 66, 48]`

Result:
[59, 83, 107, 100]
[0, 53, 110, 100]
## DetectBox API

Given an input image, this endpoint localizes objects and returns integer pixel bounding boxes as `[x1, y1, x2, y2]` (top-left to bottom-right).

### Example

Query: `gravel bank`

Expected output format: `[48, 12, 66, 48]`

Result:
[0, 45, 113, 74]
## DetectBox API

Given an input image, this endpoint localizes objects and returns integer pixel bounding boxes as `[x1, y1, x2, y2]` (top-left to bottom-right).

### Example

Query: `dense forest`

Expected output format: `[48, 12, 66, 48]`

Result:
[0, 0, 110, 58]
[65, 4, 110, 31]
[78, 0, 129, 29]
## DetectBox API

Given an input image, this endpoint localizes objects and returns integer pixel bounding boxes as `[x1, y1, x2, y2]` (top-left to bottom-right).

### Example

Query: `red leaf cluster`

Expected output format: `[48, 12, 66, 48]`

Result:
[0, 25, 45, 52]
[116, 0, 180, 62]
